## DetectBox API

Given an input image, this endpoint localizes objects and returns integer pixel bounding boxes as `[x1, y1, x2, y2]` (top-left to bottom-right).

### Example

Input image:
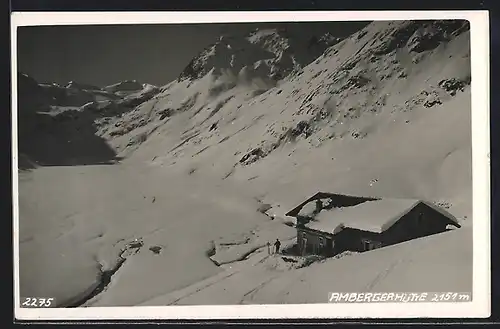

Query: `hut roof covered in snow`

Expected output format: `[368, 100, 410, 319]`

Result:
[303, 198, 460, 234]
[285, 192, 377, 217]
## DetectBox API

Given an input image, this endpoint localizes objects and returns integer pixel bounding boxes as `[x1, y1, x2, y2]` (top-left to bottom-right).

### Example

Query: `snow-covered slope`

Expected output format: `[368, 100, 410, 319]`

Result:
[65, 81, 102, 91]
[138, 226, 471, 306]
[112, 20, 471, 209]
[17, 20, 473, 308]
[103, 80, 148, 97]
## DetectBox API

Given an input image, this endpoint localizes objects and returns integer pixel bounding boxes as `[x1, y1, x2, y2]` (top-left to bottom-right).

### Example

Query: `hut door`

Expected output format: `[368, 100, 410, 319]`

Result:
[319, 237, 325, 255]
[327, 238, 334, 254]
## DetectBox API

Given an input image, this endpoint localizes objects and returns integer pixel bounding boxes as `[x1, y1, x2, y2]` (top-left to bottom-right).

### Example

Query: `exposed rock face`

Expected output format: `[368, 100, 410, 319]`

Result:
[16, 74, 160, 167]
[178, 28, 345, 82]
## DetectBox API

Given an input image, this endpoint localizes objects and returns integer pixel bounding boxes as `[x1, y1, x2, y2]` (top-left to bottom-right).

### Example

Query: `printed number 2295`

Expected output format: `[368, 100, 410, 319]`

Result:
[21, 297, 55, 308]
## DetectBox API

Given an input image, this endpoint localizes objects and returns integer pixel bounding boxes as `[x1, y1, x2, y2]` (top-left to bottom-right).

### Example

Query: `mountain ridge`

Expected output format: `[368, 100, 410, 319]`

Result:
[178, 27, 346, 82]
[17, 20, 472, 200]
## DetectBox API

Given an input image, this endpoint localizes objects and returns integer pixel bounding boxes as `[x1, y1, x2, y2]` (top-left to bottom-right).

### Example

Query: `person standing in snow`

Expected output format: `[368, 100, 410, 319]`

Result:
[274, 239, 281, 254]
[267, 241, 271, 255]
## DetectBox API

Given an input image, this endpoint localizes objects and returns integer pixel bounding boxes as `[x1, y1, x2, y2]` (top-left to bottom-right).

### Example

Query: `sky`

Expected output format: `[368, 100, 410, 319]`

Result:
[17, 22, 368, 87]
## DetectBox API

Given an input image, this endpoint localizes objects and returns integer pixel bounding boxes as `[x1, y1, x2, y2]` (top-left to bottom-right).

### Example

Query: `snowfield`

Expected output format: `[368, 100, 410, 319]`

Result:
[17, 20, 474, 308]
[139, 226, 472, 306]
